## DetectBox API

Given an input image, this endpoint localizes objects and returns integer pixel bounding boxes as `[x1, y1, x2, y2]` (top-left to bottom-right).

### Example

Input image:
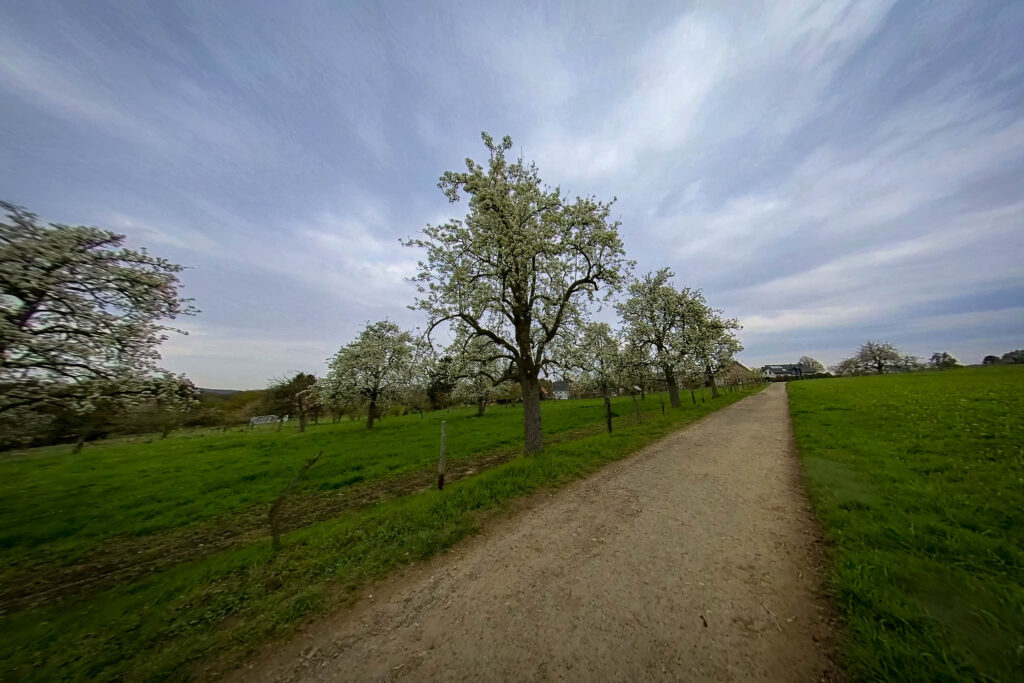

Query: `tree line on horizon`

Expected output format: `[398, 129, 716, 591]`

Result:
[823, 342, 1022, 377]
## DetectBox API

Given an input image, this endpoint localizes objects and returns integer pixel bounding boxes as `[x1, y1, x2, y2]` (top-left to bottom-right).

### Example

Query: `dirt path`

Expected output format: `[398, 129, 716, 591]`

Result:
[232, 384, 837, 681]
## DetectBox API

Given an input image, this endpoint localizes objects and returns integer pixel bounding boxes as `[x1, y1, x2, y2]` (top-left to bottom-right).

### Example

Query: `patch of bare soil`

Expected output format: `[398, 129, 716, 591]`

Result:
[230, 384, 840, 682]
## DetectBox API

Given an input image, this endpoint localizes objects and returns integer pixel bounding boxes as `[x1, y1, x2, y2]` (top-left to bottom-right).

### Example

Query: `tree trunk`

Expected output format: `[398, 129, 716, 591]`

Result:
[520, 371, 543, 454]
[640, 385, 646, 401]
[632, 392, 641, 422]
[476, 398, 486, 417]
[71, 431, 88, 454]
[707, 366, 720, 398]
[366, 400, 377, 430]
[298, 411, 307, 433]
[663, 364, 681, 408]
[603, 389, 613, 434]
[161, 423, 171, 439]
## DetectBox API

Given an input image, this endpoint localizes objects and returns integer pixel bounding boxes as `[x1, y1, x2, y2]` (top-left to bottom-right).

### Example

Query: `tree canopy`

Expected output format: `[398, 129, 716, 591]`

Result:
[322, 320, 419, 429]
[1, 201, 195, 443]
[618, 268, 711, 407]
[831, 341, 920, 375]
[559, 321, 627, 433]
[929, 352, 960, 369]
[405, 132, 630, 453]
[798, 356, 826, 374]
[691, 306, 742, 398]
[445, 328, 516, 417]
[1001, 349, 1024, 364]
[263, 373, 319, 431]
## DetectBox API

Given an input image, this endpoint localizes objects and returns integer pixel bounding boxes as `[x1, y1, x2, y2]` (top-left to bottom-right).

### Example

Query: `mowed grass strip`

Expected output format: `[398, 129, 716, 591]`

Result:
[1, 385, 761, 681]
[788, 366, 1024, 681]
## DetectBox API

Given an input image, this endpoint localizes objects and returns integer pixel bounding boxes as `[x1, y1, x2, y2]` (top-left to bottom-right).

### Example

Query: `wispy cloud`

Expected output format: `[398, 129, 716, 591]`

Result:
[104, 213, 222, 254]
[159, 322, 337, 388]
[2, 0, 1022, 385]
[528, 1, 897, 186]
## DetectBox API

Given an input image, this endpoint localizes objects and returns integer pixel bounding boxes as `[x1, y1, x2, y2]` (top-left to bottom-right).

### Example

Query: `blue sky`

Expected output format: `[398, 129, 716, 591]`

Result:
[2, 0, 1022, 388]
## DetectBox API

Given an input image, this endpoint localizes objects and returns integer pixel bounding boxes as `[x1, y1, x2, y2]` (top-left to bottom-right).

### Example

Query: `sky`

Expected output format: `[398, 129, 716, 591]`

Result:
[2, 0, 1023, 389]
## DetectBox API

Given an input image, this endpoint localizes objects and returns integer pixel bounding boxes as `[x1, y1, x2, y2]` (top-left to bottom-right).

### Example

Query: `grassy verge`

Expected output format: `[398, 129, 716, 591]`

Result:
[1, 384, 762, 680]
[787, 366, 1024, 681]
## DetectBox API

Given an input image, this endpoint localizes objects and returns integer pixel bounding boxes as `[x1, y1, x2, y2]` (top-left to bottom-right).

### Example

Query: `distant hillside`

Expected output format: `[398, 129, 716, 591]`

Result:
[199, 388, 244, 395]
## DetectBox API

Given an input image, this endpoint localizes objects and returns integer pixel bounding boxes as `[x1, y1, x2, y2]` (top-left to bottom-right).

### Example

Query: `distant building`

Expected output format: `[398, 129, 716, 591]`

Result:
[761, 364, 804, 379]
[718, 361, 755, 385]
[551, 380, 571, 400]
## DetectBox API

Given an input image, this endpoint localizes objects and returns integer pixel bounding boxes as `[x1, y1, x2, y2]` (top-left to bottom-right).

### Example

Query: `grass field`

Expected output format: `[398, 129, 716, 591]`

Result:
[788, 365, 1024, 681]
[0, 384, 759, 681]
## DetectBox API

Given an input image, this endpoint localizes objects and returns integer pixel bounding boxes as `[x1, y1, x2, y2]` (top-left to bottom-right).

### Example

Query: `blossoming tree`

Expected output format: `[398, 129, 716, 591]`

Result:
[1, 201, 196, 446]
[322, 320, 419, 430]
[404, 133, 629, 453]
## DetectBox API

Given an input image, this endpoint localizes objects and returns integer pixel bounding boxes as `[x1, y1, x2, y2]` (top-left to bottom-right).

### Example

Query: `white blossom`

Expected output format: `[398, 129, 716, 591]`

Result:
[617, 268, 707, 407]
[322, 320, 420, 429]
[1, 201, 196, 442]
[619, 268, 741, 403]
[404, 133, 630, 453]
[446, 328, 516, 415]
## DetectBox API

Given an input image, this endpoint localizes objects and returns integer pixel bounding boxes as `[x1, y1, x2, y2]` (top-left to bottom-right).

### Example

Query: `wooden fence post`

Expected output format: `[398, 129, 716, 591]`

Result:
[437, 421, 447, 490]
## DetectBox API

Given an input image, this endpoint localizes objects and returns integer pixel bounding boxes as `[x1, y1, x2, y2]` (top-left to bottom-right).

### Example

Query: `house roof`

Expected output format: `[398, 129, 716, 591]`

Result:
[552, 380, 570, 392]
[762, 364, 803, 373]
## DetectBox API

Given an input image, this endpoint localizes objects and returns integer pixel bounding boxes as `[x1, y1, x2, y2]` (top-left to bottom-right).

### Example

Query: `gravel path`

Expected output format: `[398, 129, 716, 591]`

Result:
[233, 384, 837, 681]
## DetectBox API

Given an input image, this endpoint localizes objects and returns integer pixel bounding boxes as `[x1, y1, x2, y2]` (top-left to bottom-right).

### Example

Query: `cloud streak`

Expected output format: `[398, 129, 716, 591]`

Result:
[2, 0, 1022, 386]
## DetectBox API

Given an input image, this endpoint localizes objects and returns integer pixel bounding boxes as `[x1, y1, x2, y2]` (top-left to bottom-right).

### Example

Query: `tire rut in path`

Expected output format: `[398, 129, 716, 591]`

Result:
[231, 384, 838, 682]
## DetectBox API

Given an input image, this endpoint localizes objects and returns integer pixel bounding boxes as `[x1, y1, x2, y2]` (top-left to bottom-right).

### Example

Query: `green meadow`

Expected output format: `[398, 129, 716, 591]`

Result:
[788, 365, 1024, 681]
[0, 385, 759, 681]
